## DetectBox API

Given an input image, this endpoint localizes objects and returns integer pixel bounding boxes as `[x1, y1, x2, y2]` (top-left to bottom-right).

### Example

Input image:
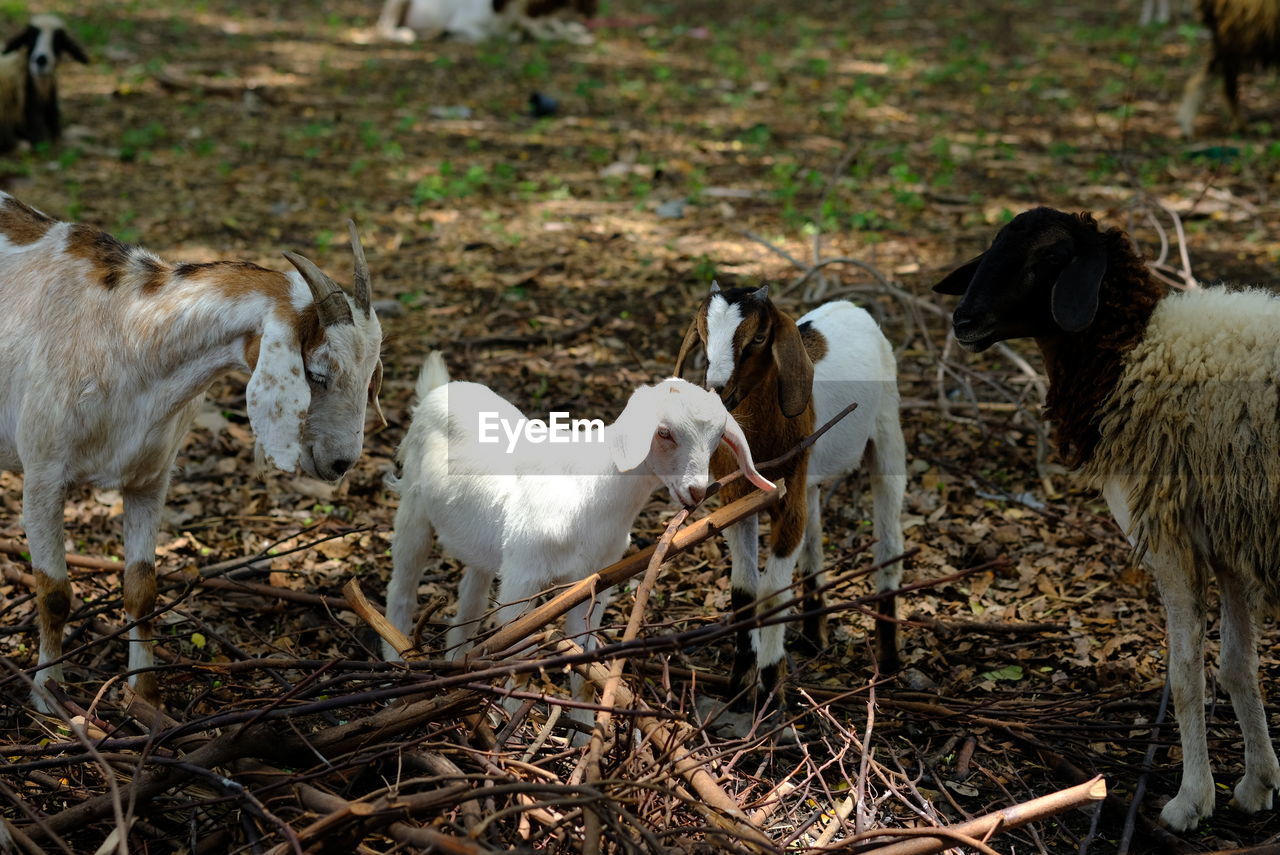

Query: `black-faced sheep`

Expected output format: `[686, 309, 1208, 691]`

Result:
[0, 15, 87, 150]
[1178, 0, 1280, 135]
[934, 206, 1280, 831]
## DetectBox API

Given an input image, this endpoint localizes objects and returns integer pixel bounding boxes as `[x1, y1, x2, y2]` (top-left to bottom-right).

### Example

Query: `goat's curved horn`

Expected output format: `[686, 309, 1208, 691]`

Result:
[283, 250, 353, 327]
[347, 220, 372, 315]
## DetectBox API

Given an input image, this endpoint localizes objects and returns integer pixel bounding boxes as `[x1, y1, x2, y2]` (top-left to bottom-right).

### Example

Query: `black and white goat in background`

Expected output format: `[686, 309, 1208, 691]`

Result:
[0, 14, 87, 150]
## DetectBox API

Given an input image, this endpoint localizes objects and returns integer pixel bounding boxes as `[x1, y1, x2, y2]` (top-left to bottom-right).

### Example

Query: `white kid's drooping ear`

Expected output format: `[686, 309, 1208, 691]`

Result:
[609, 384, 662, 473]
[721, 412, 775, 492]
[246, 316, 310, 473]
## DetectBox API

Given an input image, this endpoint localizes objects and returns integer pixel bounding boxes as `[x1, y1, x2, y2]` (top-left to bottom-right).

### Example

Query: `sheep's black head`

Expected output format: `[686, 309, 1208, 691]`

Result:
[4, 15, 88, 79]
[932, 207, 1108, 352]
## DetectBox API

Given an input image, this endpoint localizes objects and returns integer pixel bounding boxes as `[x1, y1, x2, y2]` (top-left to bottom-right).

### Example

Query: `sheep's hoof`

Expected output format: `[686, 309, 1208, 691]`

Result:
[1230, 770, 1280, 814]
[1159, 790, 1214, 832]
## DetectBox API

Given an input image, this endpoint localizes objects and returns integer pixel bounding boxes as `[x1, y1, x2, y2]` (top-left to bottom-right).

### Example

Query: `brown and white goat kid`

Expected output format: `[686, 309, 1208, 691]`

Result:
[0, 195, 383, 711]
[676, 284, 907, 711]
[0, 15, 88, 150]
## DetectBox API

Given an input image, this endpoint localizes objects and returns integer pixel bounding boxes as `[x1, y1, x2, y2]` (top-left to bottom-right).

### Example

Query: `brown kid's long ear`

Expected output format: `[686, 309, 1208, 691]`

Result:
[772, 312, 813, 419]
[673, 313, 702, 379]
[933, 253, 985, 295]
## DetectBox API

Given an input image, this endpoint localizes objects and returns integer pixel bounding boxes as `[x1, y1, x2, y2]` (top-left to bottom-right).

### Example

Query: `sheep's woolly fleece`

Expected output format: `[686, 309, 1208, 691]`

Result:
[1084, 286, 1280, 604]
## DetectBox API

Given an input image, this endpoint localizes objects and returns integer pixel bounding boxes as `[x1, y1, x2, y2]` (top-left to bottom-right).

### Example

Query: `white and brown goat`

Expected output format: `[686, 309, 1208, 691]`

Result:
[0, 15, 87, 150]
[677, 283, 907, 710]
[0, 194, 383, 711]
[376, 0, 596, 44]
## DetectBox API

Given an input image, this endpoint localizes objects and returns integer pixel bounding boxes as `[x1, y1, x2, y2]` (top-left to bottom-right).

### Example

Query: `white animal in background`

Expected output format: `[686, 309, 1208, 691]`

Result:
[375, 0, 596, 45]
[0, 195, 384, 712]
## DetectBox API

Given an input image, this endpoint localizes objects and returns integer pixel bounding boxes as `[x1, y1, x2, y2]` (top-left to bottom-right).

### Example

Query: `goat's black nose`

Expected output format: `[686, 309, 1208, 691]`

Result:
[330, 458, 352, 477]
[33, 54, 48, 68]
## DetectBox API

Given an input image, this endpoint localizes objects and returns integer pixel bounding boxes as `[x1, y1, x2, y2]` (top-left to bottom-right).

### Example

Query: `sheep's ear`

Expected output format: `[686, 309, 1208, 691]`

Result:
[772, 313, 813, 418]
[368, 357, 387, 431]
[246, 317, 310, 473]
[609, 384, 660, 473]
[933, 253, 984, 295]
[673, 314, 702, 379]
[53, 30, 88, 63]
[1050, 239, 1107, 333]
[3, 26, 35, 55]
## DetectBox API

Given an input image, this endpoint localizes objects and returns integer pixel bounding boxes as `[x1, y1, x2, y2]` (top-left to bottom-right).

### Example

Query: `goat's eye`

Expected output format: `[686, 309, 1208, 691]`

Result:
[306, 370, 331, 389]
[752, 332, 767, 344]
[656, 427, 673, 441]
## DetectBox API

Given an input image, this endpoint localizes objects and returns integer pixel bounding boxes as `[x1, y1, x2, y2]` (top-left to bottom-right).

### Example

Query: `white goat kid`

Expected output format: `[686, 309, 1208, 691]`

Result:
[0, 195, 383, 711]
[385, 352, 774, 711]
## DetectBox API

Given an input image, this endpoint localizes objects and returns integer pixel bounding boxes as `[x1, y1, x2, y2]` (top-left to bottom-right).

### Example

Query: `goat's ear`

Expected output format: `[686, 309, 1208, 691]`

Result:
[245, 318, 310, 473]
[4, 26, 35, 55]
[368, 358, 387, 431]
[933, 253, 984, 295]
[772, 314, 813, 418]
[673, 313, 702, 379]
[721, 413, 775, 492]
[1050, 238, 1107, 333]
[53, 30, 88, 64]
[609, 384, 660, 473]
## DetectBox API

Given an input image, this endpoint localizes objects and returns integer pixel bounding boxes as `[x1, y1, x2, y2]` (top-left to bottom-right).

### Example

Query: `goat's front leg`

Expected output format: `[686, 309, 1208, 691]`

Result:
[122, 481, 168, 706]
[724, 512, 759, 713]
[1154, 556, 1214, 831]
[564, 585, 613, 742]
[1219, 572, 1280, 815]
[756, 495, 806, 710]
[23, 472, 70, 713]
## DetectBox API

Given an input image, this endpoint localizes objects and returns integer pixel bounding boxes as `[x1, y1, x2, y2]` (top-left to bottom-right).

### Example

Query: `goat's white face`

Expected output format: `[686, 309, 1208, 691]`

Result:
[299, 312, 383, 481]
[7, 16, 88, 80]
[610, 379, 773, 506]
[703, 294, 742, 390]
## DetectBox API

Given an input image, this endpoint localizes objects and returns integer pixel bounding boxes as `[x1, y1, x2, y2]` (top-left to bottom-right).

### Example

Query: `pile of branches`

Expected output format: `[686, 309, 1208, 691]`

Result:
[0, 408, 1107, 855]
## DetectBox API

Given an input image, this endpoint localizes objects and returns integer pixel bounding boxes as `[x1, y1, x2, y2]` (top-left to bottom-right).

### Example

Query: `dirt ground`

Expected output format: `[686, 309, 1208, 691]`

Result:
[2, 0, 1280, 852]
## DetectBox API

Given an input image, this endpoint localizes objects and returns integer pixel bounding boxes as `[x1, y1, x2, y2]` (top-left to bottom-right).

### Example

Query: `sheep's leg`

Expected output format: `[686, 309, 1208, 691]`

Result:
[1154, 556, 1215, 831]
[1220, 58, 1243, 130]
[725, 512, 759, 713]
[23, 473, 70, 713]
[122, 480, 169, 706]
[1219, 572, 1280, 814]
[869, 405, 908, 670]
[757, 494, 806, 711]
[794, 484, 827, 654]
[1177, 62, 1210, 138]
[385, 508, 435, 659]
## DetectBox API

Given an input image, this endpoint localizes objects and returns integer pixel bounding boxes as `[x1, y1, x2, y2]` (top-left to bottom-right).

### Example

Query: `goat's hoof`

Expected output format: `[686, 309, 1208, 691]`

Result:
[1230, 771, 1280, 814]
[1159, 791, 1214, 831]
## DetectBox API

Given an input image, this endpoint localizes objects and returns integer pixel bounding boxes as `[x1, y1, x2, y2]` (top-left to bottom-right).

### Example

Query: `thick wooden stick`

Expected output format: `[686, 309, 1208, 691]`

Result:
[850, 776, 1107, 855]
[470, 483, 784, 660]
